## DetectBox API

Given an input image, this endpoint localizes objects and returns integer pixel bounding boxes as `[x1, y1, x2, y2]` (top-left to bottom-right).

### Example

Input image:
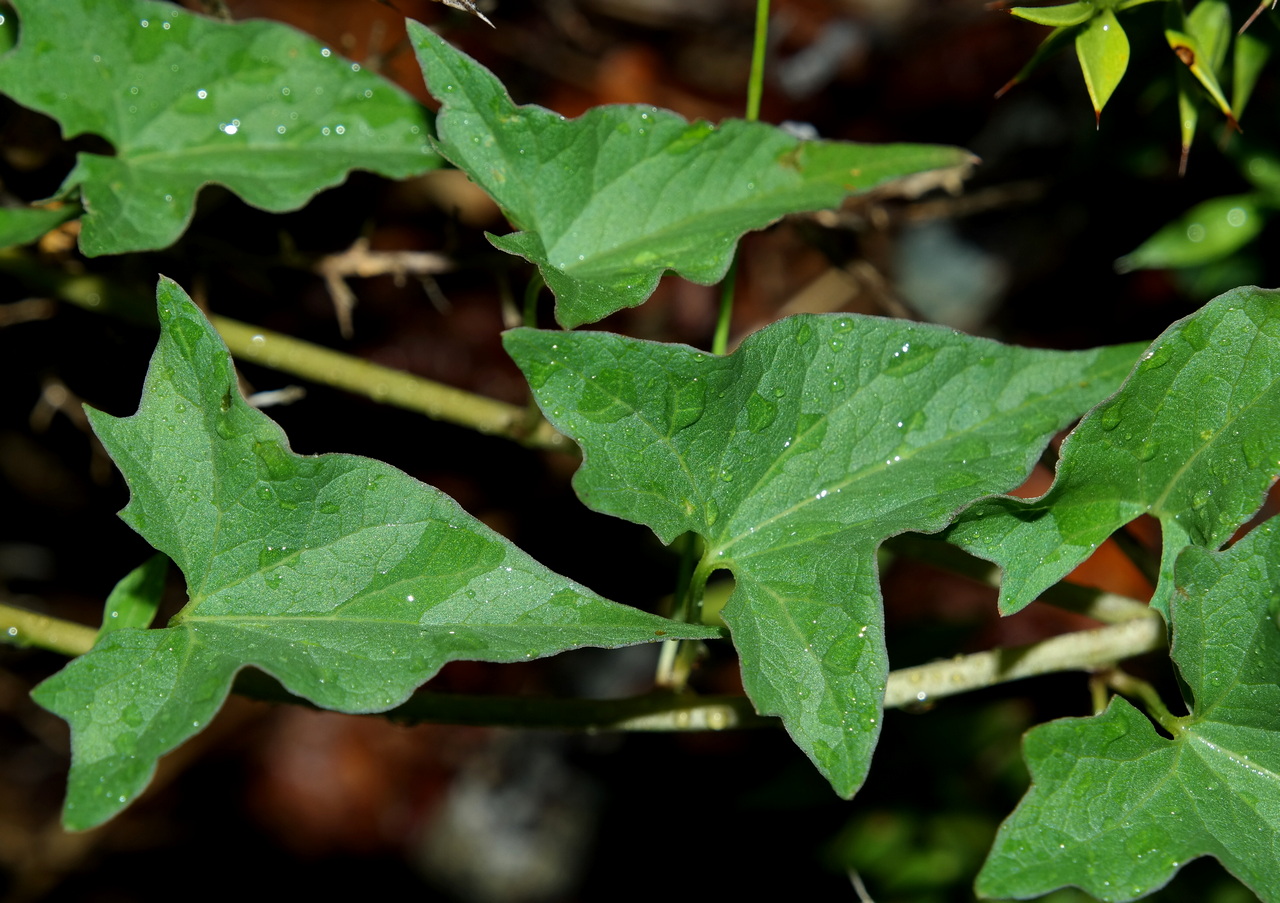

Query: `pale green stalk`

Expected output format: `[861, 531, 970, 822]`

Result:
[211, 315, 571, 451]
[2, 600, 1168, 721]
[0, 602, 97, 656]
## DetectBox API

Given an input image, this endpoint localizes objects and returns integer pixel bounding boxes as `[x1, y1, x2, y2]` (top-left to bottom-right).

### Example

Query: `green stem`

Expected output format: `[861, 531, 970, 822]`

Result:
[711, 259, 737, 357]
[708, 0, 772, 357]
[656, 533, 704, 688]
[0, 257, 573, 452]
[522, 271, 545, 328]
[1105, 668, 1184, 735]
[2, 600, 1168, 723]
[0, 602, 97, 656]
[883, 614, 1167, 708]
[746, 0, 771, 123]
[236, 667, 777, 730]
[211, 315, 572, 451]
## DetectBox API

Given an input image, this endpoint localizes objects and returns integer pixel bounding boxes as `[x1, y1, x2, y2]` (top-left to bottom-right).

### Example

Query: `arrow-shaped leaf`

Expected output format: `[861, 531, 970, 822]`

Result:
[1077, 9, 1131, 123]
[31, 278, 717, 831]
[976, 516, 1280, 902]
[410, 23, 975, 328]
[947, 286, 1280, 617]
[0, 0, 441, 256]
[505, 315, 1141, 796]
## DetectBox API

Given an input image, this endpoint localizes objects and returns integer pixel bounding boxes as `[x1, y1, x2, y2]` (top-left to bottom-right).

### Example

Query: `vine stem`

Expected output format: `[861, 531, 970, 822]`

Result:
[1104, 667, 1184, 735]
[883, 614, 1166, 708]
[210, 315, 571, 451]
[2, 602, 1166, 726]
[0, 259, 573, 452]
[0, 603, 98, 657]
[709, 0, 771, 357]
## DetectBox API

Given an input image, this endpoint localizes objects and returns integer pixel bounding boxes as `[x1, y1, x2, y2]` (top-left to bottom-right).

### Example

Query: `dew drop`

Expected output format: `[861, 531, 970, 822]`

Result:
[747, 393, 777, 432]
[1141, 344, 1171, 370]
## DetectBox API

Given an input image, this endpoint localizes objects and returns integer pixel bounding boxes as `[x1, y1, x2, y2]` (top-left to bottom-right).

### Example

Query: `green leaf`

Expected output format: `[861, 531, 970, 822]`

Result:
[976, 516, 1280, 902]
[1077, 10, 1130, 123]
[30, 278, 717, 831]
[1186, 0, 1232, 74]
[1011, 3, 1095, 28]
[0, 203, 79, 250]
[0, 0, 442, 256]
[1240, 148, 1280, 199]
[1174, 67, 1199, 176]
[98, 554, 167, 639]
[1115, 194, 1265, 271]
[409, 23, 975, 329]
[947, 286, 1280, 617]
[1166, 28, 1236, 125]
[1233, 30, 1271, 121]
[504, 315, 1140, 797]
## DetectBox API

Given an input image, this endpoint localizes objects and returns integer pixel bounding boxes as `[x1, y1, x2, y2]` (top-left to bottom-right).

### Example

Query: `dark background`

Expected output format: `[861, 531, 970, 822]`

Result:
[1, 0, 1276, 899]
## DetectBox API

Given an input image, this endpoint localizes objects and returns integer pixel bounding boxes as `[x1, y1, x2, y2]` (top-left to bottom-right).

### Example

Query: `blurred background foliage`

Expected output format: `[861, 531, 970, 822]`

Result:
[1, 0, 1277, 899]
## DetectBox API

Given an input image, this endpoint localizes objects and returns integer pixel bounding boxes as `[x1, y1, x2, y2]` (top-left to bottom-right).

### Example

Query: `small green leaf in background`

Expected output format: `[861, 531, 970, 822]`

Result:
[1077, 9, 1130, 124]
[1116, 194, 1264, 271]
[1185, 0, 1231, 72]
[947, 286, 1280, 617]
[0, 0, 442, 256]
[1233, 29, 1271, 120]
[0, 204, 79, 251]
[410, 23, 975, 329]
[1011, 2, 1095, 28]
[1166, 28, 1236, 127]
[976, 515, 1280, 902]
[97, 554, 167, 639]
[505, 316, 1140, 797]
[31, 278, 717, 831]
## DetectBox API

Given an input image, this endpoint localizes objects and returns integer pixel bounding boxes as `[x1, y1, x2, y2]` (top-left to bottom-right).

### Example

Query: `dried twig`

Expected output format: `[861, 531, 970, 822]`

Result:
[314, 237, 454, 338]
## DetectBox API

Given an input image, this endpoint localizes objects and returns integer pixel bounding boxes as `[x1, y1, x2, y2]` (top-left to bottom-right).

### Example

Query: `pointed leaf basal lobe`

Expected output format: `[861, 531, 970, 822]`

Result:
[976, 517, 1280, 902]
[947, 286, 1280, 617]
[31, 278, 718, 830]
[505, 315, 1142, 797]
[410, 23, 976, 327]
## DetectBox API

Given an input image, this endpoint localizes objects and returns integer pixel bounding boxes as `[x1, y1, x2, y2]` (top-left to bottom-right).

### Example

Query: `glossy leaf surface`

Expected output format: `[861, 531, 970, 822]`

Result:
[0, 0, 441, 256]
[31, 279, 717, 831]
[505, 316, 1141, 796]
[948, 286, 1280, 617]
[976, 517, 1280, 902]
[411, 24, 974, 328]
[1077, 10, 1130, 121]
